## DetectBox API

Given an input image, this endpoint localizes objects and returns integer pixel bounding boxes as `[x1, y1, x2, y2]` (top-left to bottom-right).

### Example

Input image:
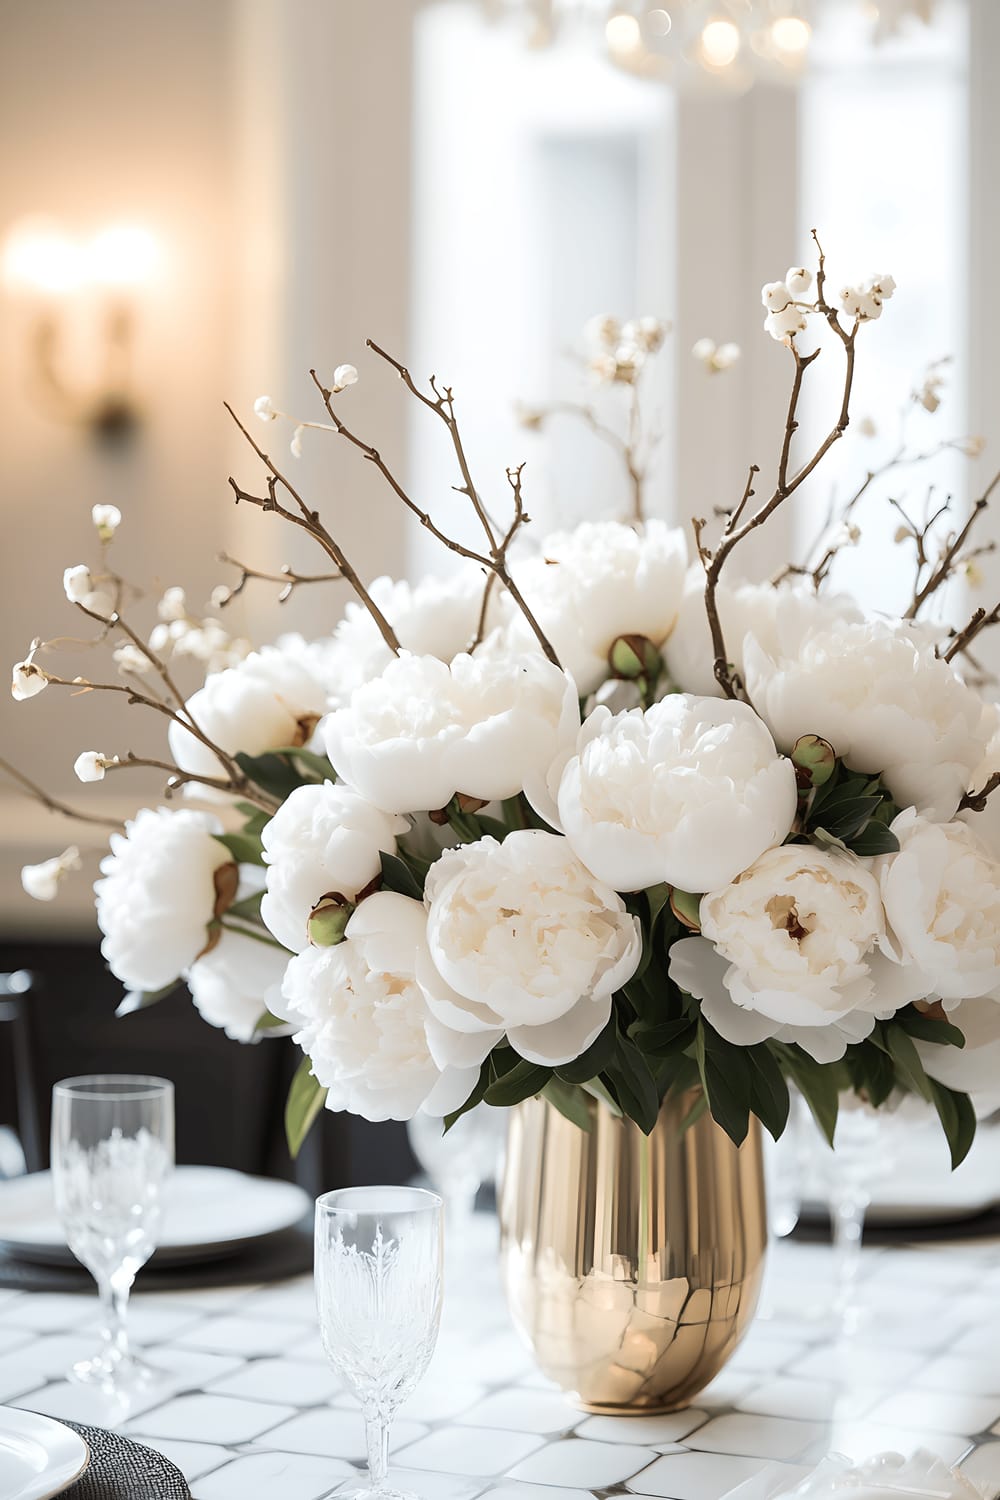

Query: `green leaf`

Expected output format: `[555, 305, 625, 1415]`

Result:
[814, 795, 881, 841]
[896, 1008, 966, 1049]
[679, 1088, 709, 1131]
[285, 1055, 327, 1158]
[645, 884, 672, 931]
[484, 1058, 551, 1107]
[692, 1021, 751, 1147]
[847, 823, 900, 856]
[116, 980, 181, 1018]
[473, 815, 510, 842]
[379, 850, 424, 901]
[235, 750, 309, 801]
[213, 830, 265, 865]
[929, 1078, 977, 1169]
[885, 1023, 934, 1103]
[629, 1016, 696, 1058]
[555, 1019, 617, 1084]
[254, 1009, 288, 1034]
[746, 1044, 791, 1141]
[542, 1078, 594, 1132]
[607, 1032, 660, 1135]
[444, 1059, 492, 1131]
[780, 1046, 839, 1146]
[270, 746, 335, 781]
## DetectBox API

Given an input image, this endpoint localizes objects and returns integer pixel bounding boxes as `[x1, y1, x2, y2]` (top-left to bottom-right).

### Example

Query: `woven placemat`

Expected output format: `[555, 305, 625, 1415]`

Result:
[47, 1418, 191, 1498]
[0, 1223, 312, 1294]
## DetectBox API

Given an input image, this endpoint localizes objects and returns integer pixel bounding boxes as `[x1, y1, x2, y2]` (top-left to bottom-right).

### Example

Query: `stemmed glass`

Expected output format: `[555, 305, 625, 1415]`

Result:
[315, 1186, 443, 1500]
[51, 1075, 174, 1392]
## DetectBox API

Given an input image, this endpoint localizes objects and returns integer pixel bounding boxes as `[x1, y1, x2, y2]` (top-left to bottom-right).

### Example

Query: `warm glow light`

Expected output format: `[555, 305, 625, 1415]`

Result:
[770, 15, 811, 52]
[87, 225, 160, 286]
[606, 12, 642, 52]
[700, 17, 741, 67]
[2, 218, 83, 296]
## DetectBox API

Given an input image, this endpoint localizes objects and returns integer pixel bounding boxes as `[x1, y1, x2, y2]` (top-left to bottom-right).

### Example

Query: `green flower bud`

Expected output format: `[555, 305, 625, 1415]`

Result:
[791, 734, 837, 787]
[608, 634, 663, 684]
[670, 887, 702, 931]
[308, 898, 353, 947]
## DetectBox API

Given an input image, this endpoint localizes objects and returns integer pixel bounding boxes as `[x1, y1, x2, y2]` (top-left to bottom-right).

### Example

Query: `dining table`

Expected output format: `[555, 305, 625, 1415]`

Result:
[2, 1215, 1000, 1500]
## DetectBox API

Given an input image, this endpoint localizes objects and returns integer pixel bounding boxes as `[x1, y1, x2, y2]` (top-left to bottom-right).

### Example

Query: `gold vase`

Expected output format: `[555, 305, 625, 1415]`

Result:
[499, 1090, 768, 1413]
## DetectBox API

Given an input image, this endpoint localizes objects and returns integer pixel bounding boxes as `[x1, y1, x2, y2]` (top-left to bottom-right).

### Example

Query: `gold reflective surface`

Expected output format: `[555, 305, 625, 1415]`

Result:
[499, 1091, 768, 1413]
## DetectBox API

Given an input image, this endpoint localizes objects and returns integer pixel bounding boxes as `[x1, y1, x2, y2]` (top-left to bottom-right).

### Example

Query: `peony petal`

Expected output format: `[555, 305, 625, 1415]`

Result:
[507, 992, 612, 1067]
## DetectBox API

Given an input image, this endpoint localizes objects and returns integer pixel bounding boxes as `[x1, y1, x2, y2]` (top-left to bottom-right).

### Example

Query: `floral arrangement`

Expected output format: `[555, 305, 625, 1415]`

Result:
[10, 236, 1000, 1166]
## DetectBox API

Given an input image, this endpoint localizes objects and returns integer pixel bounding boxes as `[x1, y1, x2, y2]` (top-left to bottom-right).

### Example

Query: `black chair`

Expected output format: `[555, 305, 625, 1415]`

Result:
[0, 942, 416, 1192]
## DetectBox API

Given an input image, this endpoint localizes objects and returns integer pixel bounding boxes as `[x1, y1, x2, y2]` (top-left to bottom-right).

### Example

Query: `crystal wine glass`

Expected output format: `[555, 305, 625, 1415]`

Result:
[51, 1075, 174, 1392]
[315, 1186, 443, 1500]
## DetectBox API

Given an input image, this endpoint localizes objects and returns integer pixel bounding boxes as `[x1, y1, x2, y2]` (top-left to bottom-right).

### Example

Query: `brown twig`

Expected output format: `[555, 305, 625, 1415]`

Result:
[959, 771, 1000, 814]
[216, 553, 346, 607]
[102, 752, 279, 807]
[904, 472, 1000, 618]
[517, 394, 649, 525]
[699, 237, 858, 698]
[943, 603, 1000, 664]
[309, 367, 561, 666]
[0, 756, 125, 831]
[224, 402, 401, 656]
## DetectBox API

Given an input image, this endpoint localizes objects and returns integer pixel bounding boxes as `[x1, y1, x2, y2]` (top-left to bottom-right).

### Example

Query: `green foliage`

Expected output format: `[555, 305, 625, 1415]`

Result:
[379, 850, 425, 901]
[115, 980, 181, 1018]
[285, 1055, 327, 1158]
[800, 762, 900, 857]
[212, 830, 265, 865]
[775, 1044, 840, 1146]
[542, 1077, 594, 1131]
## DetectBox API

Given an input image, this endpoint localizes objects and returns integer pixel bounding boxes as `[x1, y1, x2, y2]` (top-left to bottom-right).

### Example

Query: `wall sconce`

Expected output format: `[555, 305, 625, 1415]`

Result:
[1, 216, 161, 445]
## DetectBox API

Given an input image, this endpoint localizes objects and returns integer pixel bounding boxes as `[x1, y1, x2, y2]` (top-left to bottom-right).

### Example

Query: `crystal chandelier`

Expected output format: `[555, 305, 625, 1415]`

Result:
[476, 0, 938, 87]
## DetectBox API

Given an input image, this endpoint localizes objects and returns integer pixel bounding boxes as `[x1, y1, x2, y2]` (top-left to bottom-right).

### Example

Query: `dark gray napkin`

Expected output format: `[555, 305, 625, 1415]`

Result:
[48, 1419, 191, 1498]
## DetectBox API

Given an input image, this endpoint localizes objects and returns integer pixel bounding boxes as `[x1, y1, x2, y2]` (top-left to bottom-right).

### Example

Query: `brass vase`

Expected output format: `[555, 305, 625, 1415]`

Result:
[499, 1090, 768, 1413]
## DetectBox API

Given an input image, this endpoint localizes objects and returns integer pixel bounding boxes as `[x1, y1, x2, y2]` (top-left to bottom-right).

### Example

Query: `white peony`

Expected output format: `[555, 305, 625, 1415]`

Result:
[271, 891, 479, 1122]
[322, 649, 579, 815]
[419, 829, 641, 1068]
[511, 520, 688, 694]
[260, 781, 409, 952]
[298, 567, 508, 712]
[680, 844, 921, 1050]
[545, 695, 797, 894]
[878, 809, 1000, 1006]
[744, 618, 991, 819]
[663, 570, 862, 698]
[188, 929, 290, 1043]
[95, 807, 229, 993]
[167, 646, 329, 783]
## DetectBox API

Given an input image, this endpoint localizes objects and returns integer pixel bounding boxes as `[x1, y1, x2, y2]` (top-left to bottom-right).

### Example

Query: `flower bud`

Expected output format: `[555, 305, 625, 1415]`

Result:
[761, 280, 792, 312]
[584, 314, 620, 349]
[74, 750, 116, 783]
[608, 634, 663, 684]
[791, 733, 837, 787]
[63, 566, 93, 605]
[785, 266, 813, 298]
[670, 886, 701, 931]
[92, 504, 122, 540]
[332, 364, 358, 393]
[308, 897, 354, 947]
[112, 642, 151, 675]
[11, 658, 48, 701]
[254, 395, 275, 422]
[158, 586, 187, 623]
[21, 845, 81, 902]
[290, 424, 305, 459]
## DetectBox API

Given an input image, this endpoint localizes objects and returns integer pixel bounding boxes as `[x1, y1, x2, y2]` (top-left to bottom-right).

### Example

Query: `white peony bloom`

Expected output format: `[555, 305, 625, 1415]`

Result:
[11, 657, 49, 700]
[272, 891, 479, 1122]
[322, 649, 580, 815]
[877, 809, 1000, 1006]
[304, 566, 506, 711]
[670, 934, 885, 1064]
[188, 929, 289, 1043]
[420, 830, 641, 1068]
[546, 695, 797, 893]
[332, 363, 359, 391]
[21, 845, 81, 903]
[915, 996, 1000, 1110]
[95, 807, 229, 993]
[260, 781, 408, 952]
[63, 565, 93, 605]
[92, 503, 122, 539]
[511, 520, 688, 695]
[168, 645, 329, 783]
[679, 843, 921, 1048]
[74, 750, 116, 783]
[664, 569, 862, 698]
[745, 618, 992, 820]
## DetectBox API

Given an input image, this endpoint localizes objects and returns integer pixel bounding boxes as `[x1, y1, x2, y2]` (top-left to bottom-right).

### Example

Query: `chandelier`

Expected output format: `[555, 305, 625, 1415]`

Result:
[476, 0, 938, 86]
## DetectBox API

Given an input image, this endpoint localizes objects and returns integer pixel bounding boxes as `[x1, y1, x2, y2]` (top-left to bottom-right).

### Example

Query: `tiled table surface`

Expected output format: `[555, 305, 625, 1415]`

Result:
[3, 1218, 1000, 1500]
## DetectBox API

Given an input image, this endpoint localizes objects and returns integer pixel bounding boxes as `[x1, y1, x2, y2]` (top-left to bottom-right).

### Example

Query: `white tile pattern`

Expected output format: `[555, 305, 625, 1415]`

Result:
[2, 1217, 1000, 1500]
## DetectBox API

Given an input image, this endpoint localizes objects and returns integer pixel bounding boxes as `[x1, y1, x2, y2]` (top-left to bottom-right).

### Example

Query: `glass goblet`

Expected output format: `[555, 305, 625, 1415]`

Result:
[51, 1074, 174, 1393]
[315, 1186, 443, 1500]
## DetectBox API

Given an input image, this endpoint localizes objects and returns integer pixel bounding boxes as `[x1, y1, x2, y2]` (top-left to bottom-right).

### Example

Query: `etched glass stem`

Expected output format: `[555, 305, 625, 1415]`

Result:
[99, 1271, 132, 1365]
[365, 1407, 391, 1495]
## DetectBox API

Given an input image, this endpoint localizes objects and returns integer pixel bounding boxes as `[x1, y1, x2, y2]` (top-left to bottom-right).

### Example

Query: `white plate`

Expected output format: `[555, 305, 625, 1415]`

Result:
[0, 1165, 311, 1267]
[0, 1408, 89, 1500]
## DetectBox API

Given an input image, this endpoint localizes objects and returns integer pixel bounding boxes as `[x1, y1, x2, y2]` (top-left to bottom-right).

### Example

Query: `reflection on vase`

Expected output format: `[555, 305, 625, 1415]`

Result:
[499, 1090, 768, 1413]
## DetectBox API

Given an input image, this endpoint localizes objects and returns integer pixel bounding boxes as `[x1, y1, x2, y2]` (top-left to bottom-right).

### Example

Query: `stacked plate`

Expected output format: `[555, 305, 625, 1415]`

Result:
[0, 1164, 311, 1270]
[0, 1409, 89, 1499]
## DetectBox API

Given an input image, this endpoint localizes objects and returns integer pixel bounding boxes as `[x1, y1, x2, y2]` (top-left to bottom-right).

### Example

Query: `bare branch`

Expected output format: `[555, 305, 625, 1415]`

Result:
[959, 770, 1000, 814]
[904, 472, 1000, 618]
[943, 603, 1000, 664]
[216, 553, 346, 607]
[0, 756, 124, 831]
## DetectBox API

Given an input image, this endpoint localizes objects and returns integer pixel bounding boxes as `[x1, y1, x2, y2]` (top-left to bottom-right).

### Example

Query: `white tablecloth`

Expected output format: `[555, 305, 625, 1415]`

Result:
[2, 1218, 1000, 1500]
